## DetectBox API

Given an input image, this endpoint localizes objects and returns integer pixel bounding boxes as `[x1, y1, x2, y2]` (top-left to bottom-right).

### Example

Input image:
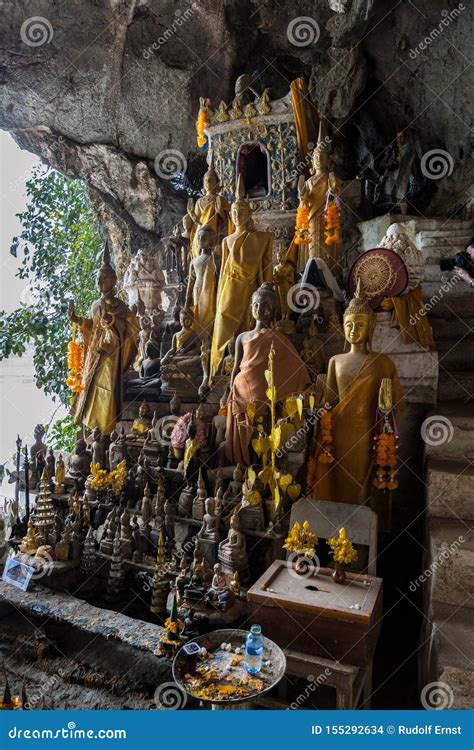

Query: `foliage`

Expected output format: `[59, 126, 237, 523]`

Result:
[0, 166, 102, 407]
[45, 415, 78, 454]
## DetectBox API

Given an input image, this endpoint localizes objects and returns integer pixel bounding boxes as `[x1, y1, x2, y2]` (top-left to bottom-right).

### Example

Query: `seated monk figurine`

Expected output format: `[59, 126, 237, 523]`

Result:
[226, 283, 310, 465]
[312, 281, 404, 516]
[218, 510, 247, 574]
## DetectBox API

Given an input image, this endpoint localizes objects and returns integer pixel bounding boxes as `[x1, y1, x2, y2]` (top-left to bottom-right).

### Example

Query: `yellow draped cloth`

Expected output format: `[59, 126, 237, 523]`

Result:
[311, 353, 404, 510]
[210, 230, 273, 377]
[189, 257, 217, 339]
[191, 195, 231, 258]
[380, 286, 435, 350]
[72, 298, 138, 434]
[290, 77, 319, 161]
[226, 328, 311, 465]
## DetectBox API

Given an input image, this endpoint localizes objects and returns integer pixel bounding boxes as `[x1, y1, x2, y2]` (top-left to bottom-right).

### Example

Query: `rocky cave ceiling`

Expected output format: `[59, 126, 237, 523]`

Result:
[0, 0, 472, 266]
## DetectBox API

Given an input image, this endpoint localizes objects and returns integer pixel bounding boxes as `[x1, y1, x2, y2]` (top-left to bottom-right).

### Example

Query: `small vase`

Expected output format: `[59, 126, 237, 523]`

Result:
[332, 561, 346, 585]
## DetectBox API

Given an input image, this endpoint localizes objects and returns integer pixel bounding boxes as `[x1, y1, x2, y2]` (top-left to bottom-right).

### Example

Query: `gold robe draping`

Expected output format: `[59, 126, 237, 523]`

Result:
[380, 286, 435, 350]
[191, 195, 231, 258]
[312, 352, 404, 510]
[290, 77, 319, 161]
[71, 299, 138, 435]
[226, 328, 311, 465]
[210, 229, 273, 377]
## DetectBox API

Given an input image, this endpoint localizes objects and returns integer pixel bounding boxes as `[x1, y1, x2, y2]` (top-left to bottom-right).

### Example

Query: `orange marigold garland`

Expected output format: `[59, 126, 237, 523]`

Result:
[318, 409, 335, 464]
[324, 190, 341, 246]
[196, 108, 208, 149]
[66, 323, 84, 393]
[294, 202, 310, 245]
[373, 409, 399, 490]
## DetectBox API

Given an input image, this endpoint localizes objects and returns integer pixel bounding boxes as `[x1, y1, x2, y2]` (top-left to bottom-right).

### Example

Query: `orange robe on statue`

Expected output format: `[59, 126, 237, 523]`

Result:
[226, 329, 310, 465]
[312, 353, 404, 508]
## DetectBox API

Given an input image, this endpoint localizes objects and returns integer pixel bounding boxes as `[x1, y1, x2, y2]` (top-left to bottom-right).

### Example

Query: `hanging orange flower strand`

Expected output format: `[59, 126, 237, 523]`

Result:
[294, 202, 310, 245]
[195, 100, 209, 149]
[324, 189, 341, 246]
[66, 324, 84, 393]
[373, 410, 399, 490]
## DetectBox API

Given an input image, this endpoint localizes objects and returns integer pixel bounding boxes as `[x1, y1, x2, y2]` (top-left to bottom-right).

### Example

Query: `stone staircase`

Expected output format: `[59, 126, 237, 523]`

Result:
[421, 404, 474, 709]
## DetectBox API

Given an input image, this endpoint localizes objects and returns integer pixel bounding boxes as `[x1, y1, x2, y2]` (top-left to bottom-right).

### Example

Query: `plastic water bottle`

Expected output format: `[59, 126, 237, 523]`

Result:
[245, 624, 264, 674]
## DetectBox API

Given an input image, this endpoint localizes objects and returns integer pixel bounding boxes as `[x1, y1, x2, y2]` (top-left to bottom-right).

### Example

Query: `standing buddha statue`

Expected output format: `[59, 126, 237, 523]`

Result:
[210, 178, 274, 378]
[68, 242, 139, 434]
[185, 224, 218, 340]
[312, 282, 404, 517]
[187, 160, 231, 260]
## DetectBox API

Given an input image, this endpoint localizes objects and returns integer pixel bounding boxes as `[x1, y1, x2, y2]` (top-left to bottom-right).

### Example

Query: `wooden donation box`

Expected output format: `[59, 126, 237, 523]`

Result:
[247, 561, 383, 667]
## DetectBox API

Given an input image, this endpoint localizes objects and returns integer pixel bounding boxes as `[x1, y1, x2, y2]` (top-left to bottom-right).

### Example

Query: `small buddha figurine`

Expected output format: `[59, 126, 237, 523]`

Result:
[108, 430, 120, 470]
[273, 248, 296, 333]
[140, 483, 153, 526]
[210, 178, 273, 378]
[227, 283, 310, 465]
[301, 318, 326, 381]
[313, 281, 404, 510]
[126, 340, 162, 400]
[131, 402, 153, 437]
[207, 562, 233, 610]
[218, 510, 247, 573]
[67, 439, 91, 490]
[20, 519, 38, 555]
[55, 524, 72, 561]
[119, 509, 133, 559]
[185, 224, 218, 339]
[45, 447, 56, 482]
[29, 424, 47, 490]
[91, 427, 105, 467]
[230, 570, 241, 597]
[100, 507, 118, 555]
[192, 469, 207, 521]
[221, 337, 236, 377]
[223, 464, 244, 511]
[54, 453, 66, 494]
[160, 308, 203, 396]
[197, 497, 221, 544]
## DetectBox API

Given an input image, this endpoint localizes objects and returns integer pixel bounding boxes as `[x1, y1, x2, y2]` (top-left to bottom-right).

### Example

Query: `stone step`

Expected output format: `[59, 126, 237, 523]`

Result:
[422, 602, 474, 710]
[438, 371, 474, 403]
[426, 458, 474, 520]
[426, 516, 474, 609]
[423, 402, 474, 457]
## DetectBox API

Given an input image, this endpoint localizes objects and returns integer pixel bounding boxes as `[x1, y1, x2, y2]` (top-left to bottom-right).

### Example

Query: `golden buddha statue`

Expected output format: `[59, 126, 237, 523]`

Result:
[312, 281, 404, 511]
[273, 248, 296, 334]
[54, 453, 66, 494]
[210, 179, 274, 378]
[297, 122, 339, 275]
[187, 161, 231, 260]
[227, 283, 310, 465]
[69, 242, 139, 435]
[185, 224, 218, 339]
[131, 401, 153, 436]
[20, 519, 38, 555]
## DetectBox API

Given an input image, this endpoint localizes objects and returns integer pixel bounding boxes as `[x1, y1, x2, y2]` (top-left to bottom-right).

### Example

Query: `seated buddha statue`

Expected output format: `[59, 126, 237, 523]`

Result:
[160, 307, 203, 397]
[66, 439, 91, 491]
[226, 283, 310, 465]
[312, 281, 404, 519]
[197, 497, 221, 544]
[218, 510, 247, 574]
[130, 401, 153, 439]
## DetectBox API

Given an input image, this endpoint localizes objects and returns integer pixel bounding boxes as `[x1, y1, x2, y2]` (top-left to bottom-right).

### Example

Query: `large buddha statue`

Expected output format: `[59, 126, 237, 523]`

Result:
[185, 224, 218, 340]
[160, 308, 203, 397]
[296, 123, 339, 275]
[210, 180, 274, 378]
[187, 161, 231, 260]
[226, 283, 310, 465]
[312, 282, 404, 511]
[68, 242, 139, 434]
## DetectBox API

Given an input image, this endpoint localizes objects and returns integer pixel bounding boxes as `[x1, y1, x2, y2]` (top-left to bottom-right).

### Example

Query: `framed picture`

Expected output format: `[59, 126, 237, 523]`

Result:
[2, 555, 34, 592]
